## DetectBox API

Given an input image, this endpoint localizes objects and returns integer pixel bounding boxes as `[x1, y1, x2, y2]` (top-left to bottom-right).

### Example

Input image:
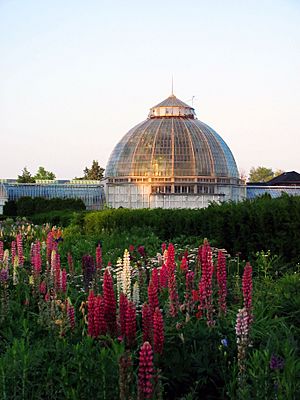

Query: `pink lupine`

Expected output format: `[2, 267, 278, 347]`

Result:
[103, 267, 117, 336]
[39, 281, 47, 294]
[138, 341, 154, 399]
[197, 240, 214, 326]
[66, 300, 75, 331]
[0, 241, 4, 263]
[61, 269, 67, 293]
[46, 232, 54, 264]
[159, 263, 168, 289]
[148, 280, 159, 314]
[119, 292, 129, 337]
[16, 234, 24, 267]
[87, 290, 95, 337]
[242, 263, 252, 316]
[216, 250, 227, 315]
[32, 241, 42, 274]
[55, 253, 61, 291]
[235, 307, 251, 374]
[96, 244, 102, 270]
[142, 303, 153, 343]
[125, 300, 136, 347]
[67, 252, 74, 275]
[11, 241, 16, 265]
[153, 307, 164, 355]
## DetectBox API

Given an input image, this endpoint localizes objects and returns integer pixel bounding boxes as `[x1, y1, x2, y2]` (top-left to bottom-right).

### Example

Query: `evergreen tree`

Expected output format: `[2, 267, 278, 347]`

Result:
[82, 160, 105, 180]
[17, 167, 35, 183]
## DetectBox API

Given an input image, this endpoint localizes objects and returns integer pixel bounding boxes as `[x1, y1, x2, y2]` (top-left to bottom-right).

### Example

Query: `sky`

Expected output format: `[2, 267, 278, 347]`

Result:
[0, 0, 299, 179]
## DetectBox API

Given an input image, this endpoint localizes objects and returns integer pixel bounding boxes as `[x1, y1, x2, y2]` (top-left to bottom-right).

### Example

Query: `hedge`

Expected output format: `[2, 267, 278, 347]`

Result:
[83, 194, 300, 264]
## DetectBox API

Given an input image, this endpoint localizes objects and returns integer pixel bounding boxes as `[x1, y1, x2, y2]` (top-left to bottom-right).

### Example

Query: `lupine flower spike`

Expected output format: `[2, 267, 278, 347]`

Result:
[138, 341, 154, 399]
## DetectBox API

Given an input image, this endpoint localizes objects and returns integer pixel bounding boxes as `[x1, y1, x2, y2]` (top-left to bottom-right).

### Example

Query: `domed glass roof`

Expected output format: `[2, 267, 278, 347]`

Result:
[106, 95, 239, 179]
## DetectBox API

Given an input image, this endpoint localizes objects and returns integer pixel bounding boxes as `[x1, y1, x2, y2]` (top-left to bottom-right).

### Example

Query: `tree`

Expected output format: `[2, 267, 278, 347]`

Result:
[82, 160, 105, 180]
[248, 166, 284, 183]
[34, 166, 56, 180]
[17, 167, 35, 183]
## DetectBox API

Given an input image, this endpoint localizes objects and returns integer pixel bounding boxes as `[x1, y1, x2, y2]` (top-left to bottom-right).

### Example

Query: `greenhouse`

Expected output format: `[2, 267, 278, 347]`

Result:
[0, 181, 105, 214]
[105, 94, 246, 208]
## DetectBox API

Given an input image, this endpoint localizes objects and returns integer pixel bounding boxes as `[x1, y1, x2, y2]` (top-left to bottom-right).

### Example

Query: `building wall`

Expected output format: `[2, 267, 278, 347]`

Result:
[106, 183, 246, 209]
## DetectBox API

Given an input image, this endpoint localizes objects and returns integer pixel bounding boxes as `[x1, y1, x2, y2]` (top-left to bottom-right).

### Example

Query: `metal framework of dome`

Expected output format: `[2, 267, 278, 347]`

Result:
[105, 93, 245, 209]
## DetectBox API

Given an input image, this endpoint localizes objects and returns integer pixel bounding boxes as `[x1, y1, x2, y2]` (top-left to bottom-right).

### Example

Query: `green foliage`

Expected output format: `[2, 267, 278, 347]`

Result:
[29, 210, 78, 227]
[3, 197, 85, 217]
[0, 222, 299, 399]
[17, 167, 35, 183]
[248, 166, 284, 182]
[34, 166, 56, 181]
[82, 195, 300, 266]
[76, 160, 105, 180]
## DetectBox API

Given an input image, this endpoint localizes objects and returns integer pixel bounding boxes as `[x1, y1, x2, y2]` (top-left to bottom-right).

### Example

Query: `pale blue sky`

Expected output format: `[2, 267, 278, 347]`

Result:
[0, 0, 299, 179]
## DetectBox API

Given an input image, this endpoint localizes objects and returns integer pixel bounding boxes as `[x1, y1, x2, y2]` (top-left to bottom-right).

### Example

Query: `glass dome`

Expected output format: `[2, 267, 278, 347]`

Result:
[106, 95, 239, 179]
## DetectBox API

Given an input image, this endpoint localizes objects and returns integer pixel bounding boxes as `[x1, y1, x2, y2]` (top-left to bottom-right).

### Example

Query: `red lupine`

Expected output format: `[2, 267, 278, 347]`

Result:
[148, 280, 159, 314]
[192, 289, 199, 302]
[16, 234, 24, 267]
[61, 268, 67, 293]
[216, 250, 227, 315]
[96, 244, 102, 270]
[87, 290, 95, 337]
[167, 243, 175, 275]
[103, 267, 117, 336]
[242, 263, 253, 317]
[119, 292, 129, 337]
[0, 241, 3, 263]
[129, 244, 135, 253]
[168, 270, 179, 317]
[98, 295, 107, 335]
[66, 300, 75, 331]
[138, 341, 154, 399]
[153, 307, 164, 354]
[125, 300, 136, 347]
[161, 242, 166, 254]
[138, 245, 146, 258]
[180, 256, 188, 273]
[93, 295, 102, 337]
[151, 268, 160, 291]
[185, 270, 195, 311]
[142, 303, 153, 343]
[159, 263, 168, 289]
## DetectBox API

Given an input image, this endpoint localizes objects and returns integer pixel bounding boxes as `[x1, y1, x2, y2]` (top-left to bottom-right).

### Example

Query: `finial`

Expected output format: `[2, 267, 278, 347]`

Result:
[171, 75, 174, 96]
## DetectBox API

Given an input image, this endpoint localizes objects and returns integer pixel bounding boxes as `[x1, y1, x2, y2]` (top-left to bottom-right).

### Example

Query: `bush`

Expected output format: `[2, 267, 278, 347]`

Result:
[83, 195, 300, 265]
[3, 197, 85, 217]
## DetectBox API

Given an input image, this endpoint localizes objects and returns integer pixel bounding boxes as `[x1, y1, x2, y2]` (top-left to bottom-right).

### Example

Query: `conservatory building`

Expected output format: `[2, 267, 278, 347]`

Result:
[105, 94, 246, 209]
